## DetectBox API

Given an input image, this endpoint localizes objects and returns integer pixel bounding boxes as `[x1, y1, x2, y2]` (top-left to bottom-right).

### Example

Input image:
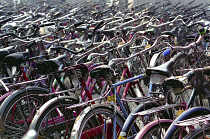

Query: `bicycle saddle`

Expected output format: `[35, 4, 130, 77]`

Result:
[89, 65, 115, 80]
[17, 26, 31, 31]
[36, 54, 68, 74]
[161, 31, 175, 37]
[161, 27, 178, 37]
[0, 45, 16, 62]
[1, 22, 18, 30]
[138, 28, 155, 35]
[3, 51, 30, 67]
[103, 27, 117, 36]
[76, 24, 90, 32]
[146, 60, 174, 77]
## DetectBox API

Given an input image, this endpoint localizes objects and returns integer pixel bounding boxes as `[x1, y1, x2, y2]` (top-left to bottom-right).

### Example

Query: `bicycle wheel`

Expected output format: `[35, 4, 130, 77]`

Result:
[164, 107, 210, 139]
[171, 52, 191, 76]
[0, 87, 49, 138]
[127, 51, 149, 91]
[135, 119, 173, 139]
[71, 104, 125, 139]
[167, 53, 192, 105]
[29, 96, 79, 138]
[112, 101, 164, 139]
[171, 85, 196, 107]
[184, 123, 210, 139]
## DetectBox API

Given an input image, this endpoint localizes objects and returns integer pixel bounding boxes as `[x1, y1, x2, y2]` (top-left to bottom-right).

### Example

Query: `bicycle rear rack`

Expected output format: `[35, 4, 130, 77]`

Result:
[0, 75, 48, 92]
[175, 114, 210, 127]
[132, 104, 184, 116]
[121, 96, 164, 103]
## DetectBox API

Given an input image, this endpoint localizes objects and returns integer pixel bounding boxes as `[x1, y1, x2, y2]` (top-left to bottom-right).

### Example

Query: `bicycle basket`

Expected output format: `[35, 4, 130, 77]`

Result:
[164, 76, 187, 95]
[36, 60, 59, 74]
[65, 64, 88, 79]
[90, 65, 115, 80]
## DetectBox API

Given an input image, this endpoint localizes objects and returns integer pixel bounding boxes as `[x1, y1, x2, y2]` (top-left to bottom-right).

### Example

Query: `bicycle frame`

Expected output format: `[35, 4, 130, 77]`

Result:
[65, 68, 147, 138]
[111, 73, 146, 139]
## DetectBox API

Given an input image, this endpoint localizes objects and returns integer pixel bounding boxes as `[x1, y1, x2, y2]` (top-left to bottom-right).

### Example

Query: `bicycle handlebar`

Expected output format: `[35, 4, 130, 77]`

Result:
[39, 22, 55, 27]
[148, 15, 183, 28]
[172, 34, 203, 49]
[109, 35, 170, 66]
[181, 66, 210, 82]
[50, 46, 84, 54]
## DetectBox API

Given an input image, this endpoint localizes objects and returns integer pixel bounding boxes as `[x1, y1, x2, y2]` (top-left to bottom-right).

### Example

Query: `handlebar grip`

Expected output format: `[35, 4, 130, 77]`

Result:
[162, 49, 171, 57]
[198, 27, 206, 35]
[39, 22, 55, 27]
[203, 66, 210, 75]
[93, 21, 104, 33]
[74, 21, 85, 28]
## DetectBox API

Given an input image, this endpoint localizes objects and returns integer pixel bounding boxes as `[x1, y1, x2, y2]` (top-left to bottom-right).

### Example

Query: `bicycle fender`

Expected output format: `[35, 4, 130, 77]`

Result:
[29, 95, 79, 130]
[71, 104, 124, 139]
[119, 101, 161, 138]
[170, 52, 187, 62]
[164, 107, 210, 139]
[0, 87, 49, 119]
[149, 52, 162, 68]
[135, 119, 173, 139]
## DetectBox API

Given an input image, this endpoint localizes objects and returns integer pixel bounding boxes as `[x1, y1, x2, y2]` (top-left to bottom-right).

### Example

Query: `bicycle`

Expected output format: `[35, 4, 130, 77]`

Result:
[133, 66, 210, 139]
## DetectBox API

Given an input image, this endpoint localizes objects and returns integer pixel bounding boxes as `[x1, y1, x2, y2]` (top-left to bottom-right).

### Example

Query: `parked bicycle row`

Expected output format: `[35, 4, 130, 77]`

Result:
[0, 0, 209, 138]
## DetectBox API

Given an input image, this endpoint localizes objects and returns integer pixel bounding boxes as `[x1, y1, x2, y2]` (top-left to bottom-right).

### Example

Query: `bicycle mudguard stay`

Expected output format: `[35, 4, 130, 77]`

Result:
[164, 107, 210, 139]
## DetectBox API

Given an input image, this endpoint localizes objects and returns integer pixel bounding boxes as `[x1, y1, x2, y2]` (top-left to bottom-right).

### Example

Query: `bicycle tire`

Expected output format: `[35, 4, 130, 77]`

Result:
[116, 101, 165, 139]
[71, 104, 125, 139]
[171, 52, 191, 76]
[166, 52, 192, 105]
[184, 123, 210, 139]
[127, 52, 149, 91]
[0, 87, 49, 138]
[29, 96, 79, 138]
[135, 119, 173, 139]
